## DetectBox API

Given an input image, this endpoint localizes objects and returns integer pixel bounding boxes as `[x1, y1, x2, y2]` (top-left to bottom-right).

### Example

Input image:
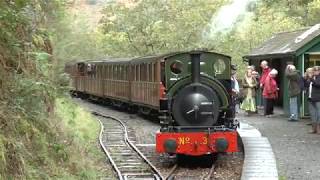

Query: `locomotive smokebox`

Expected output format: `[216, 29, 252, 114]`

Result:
[190, 53, 201, 83]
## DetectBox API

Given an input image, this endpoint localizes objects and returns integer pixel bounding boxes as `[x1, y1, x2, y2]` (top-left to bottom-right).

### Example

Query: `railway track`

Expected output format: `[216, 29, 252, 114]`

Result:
[164, 160, 217, 180]
[75, 99, 243, 180]
[93, 111, 164, 180]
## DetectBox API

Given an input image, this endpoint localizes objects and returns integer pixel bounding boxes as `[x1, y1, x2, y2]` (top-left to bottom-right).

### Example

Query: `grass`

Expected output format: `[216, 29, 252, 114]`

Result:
[0, 97, 111, 179]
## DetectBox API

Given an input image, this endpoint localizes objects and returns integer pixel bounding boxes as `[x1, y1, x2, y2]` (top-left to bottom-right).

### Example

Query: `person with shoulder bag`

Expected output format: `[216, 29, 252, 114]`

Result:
[240, 66, 258, 115]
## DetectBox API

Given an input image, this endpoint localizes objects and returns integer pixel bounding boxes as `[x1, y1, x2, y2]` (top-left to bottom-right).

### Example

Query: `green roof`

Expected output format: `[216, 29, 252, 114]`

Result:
[244, 24, 320, 59]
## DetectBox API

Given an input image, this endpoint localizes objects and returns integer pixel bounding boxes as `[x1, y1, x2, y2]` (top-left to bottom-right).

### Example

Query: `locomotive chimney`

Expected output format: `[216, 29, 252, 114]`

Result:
[190, 52, 201, 83]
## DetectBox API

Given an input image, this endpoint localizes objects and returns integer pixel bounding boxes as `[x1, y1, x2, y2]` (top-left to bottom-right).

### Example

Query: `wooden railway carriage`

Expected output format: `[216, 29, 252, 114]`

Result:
[67, 57, 161, 110]
[66, 51, 239, 156]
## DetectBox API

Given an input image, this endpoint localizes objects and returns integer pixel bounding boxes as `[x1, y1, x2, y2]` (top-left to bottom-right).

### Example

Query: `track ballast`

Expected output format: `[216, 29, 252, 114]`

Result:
[93, 111, 163, 180]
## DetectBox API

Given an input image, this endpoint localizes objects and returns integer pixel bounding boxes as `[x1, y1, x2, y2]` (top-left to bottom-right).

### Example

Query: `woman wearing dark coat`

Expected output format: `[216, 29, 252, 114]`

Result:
[306, 66, 320, 134]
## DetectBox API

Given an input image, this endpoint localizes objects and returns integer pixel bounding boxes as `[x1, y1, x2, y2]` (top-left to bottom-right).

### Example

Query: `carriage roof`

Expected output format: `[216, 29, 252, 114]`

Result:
[71, 51, 230, 66]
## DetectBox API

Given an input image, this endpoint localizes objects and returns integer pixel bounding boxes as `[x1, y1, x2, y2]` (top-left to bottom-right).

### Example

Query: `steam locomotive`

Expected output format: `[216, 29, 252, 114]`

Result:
[65, 51, 239, 156]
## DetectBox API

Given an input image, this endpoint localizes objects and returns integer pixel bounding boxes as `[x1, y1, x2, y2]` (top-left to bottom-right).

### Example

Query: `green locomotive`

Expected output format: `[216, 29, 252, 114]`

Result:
[65, 50, 239, 156]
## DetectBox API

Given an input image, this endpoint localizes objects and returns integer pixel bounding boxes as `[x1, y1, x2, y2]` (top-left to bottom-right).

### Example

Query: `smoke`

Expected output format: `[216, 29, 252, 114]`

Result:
[203, 0, 258, 44]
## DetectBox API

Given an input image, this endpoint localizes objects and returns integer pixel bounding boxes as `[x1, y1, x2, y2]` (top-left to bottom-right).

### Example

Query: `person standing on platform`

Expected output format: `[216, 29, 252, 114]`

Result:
[231, 64, 240, 117]
[263, 69, 279, 117]
[308, 66, 320, 134]
[259, 60, 271, 109]
[241, 66, 258, 115]
[304, 68, 316, 133]
[285, 64, 301, 121]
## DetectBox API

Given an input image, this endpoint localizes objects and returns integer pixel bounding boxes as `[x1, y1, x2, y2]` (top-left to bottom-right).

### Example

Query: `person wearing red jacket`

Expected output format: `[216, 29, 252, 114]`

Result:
[260, 60, 271, 88]
[259, 60, 271, 109]
[263, 69, 279, 117]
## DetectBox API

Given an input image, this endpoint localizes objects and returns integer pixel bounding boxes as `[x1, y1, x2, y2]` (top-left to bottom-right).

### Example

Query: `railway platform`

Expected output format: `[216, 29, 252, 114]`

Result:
[238, 109, 320, 180]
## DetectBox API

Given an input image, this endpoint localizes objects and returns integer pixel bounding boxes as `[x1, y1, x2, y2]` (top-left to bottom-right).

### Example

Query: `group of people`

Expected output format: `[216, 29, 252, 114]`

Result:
[232, 60, 320, 134]
[303, 66, 320, 134]
[234, 60, 279, 117]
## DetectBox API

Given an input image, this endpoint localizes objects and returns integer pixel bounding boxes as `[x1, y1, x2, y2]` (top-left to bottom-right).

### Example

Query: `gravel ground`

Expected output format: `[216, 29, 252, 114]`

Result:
[74, 98, 243, 180]
[238, 108, 320, 180]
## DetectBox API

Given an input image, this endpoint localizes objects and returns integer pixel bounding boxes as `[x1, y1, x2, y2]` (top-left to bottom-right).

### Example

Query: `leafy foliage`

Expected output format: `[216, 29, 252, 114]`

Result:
[100, 0, 226, 56]
[0, 0, 105, 178]
[97, 0, 320, 74]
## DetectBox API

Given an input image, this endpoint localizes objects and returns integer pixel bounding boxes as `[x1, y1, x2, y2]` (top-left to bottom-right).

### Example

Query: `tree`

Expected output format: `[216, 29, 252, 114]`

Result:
[99, 0, 226, 56]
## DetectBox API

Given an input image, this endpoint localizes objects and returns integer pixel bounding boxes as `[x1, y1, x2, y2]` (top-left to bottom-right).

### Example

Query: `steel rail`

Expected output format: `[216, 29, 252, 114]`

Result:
[93, 111, 164, 180]
[202, 163, 216, 180]
[97, 116, 123, 180]
[164, 164, 178, 180]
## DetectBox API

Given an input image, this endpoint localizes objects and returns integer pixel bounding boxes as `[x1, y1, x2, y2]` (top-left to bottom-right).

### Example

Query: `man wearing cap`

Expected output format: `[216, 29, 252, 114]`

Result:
[230, 64, 239, 117]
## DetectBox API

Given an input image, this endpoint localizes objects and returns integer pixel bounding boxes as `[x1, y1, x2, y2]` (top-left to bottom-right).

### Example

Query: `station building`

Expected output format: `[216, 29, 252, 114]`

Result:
[243, 24, 320, 117]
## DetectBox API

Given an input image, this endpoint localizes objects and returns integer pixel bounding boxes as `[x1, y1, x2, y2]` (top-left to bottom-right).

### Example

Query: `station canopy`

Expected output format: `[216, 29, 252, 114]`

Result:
[244, 24, 320, 60]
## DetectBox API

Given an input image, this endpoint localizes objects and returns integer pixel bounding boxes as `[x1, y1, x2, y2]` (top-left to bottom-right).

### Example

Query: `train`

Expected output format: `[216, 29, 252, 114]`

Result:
[65, 50, 239, 156]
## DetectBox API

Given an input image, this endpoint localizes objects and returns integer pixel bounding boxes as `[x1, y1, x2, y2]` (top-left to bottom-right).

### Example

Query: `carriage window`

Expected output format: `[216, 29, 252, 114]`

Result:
[141, 64, 146, 81]
[118, 65, 121, 80]
[170, 60, 183, 74]
[94, 65, 97, 78]
[139, 64, 143, 81]
[144, 64, 148, 81]
[116, 65, 119, 80]
[105, 65, 108, 79]
[154, 63, 158, 81]
[87, 64, 93, 73]
[124, 65, 128, 81]
[108, 65, 111, 79]
[149, 64, 153, 82]
[133, 65, 137, 81]
[78, 63, 85, 76]
[113, 65, 116, 79]
[136, 65, 139, 81]
[121, 65, 124, 80]
[106, 65, 109, 79]
[110, 65, 113, 79]
[213, 59, 226, 75]
[102, 65, 104, 78]
[87, 63, 97, 77]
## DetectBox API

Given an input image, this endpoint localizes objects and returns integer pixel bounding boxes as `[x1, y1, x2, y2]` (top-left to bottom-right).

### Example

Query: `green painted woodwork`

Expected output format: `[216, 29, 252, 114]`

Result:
[297, 55, 304, 117]
[282, 60, 289, 115]
[307, 43, 320, 53]
[296, 36, 320, 56]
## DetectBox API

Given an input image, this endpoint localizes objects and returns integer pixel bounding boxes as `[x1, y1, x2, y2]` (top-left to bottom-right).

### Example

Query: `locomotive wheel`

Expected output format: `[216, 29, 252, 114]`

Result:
[172, 83, 220, 126]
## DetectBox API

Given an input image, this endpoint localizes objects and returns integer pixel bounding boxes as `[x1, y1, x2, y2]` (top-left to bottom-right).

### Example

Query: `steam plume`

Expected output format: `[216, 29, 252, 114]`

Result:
[203, 0, 258, 44]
